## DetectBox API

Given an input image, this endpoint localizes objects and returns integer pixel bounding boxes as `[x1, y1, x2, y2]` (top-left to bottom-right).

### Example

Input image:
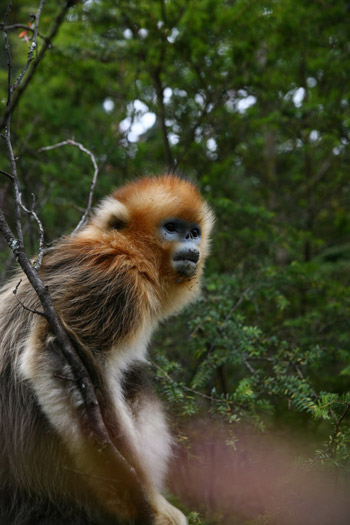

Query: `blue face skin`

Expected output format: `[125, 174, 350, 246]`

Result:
[159, 219, 201, 278]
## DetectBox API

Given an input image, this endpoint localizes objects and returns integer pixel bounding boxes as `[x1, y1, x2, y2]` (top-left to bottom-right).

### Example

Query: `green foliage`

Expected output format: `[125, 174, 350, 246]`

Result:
[1, 0, 350, 522]
[154, 273, 349, 436]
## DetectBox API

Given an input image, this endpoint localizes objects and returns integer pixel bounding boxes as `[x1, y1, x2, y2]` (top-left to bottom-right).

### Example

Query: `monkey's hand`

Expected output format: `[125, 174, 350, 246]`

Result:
[151, 493, 188, 525]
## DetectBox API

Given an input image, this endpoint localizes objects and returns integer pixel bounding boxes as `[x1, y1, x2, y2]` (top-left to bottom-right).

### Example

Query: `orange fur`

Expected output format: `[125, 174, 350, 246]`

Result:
[0, 174, 214, 524]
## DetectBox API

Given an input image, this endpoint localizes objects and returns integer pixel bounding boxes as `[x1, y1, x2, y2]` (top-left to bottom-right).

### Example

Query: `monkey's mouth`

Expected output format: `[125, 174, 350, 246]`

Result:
[172, 250, 200, 277]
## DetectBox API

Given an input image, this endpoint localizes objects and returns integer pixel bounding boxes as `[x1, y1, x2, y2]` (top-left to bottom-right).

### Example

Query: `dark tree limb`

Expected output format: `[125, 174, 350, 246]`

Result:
[153, 68, 173, 167]
[151, 6, 173, 168]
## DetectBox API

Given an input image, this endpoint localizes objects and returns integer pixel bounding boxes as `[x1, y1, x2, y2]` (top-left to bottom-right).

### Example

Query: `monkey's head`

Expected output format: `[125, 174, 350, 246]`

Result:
[76, 175, 214, 313]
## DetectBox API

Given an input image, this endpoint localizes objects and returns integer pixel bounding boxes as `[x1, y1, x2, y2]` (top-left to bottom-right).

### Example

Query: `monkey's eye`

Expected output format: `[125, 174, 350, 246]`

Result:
[109, 217, 127, 231]
[165, 222, 177, 233]
[191, 228, 200, 238]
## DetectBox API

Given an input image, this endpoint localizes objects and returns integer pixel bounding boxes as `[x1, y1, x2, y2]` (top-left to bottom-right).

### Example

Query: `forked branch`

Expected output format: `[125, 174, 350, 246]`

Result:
[39, 139, 99, 231]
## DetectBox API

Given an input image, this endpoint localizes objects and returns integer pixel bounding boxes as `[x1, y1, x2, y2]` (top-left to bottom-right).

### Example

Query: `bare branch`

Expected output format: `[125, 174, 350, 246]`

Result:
[13, 279, 47, 318]
[19, 192, 45, 270]
[12, 0, 45, 92]
[0, 207, 20, 254]
[0, 1, 72, 132]
[4, 23, 49, 44]
[0, 219, 33, 285]
[3, 123, 24, 246]
[2, 117, 24, 246]
[0, 168, 13, 180]
[229, 285, 255, 318]
[39, 139, 99, 231]
[2, 0, 33, 248]
[243, 358, 256, 374]
[2, 7, 12, 109]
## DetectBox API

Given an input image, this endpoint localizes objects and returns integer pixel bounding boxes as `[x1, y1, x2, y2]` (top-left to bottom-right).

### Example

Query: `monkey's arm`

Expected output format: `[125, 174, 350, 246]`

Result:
[18, 320, 154, 522]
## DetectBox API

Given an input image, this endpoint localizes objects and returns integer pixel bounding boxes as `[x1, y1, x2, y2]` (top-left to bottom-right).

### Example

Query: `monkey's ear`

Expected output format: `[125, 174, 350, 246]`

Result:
[108, 217, 127, 231]
[92, 197, 130, 231]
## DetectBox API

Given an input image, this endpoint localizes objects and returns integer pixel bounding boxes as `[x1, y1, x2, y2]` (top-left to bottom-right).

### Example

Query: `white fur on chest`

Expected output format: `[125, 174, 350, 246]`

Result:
[104, 326, 172, 490]
[106, 323, 152, 375]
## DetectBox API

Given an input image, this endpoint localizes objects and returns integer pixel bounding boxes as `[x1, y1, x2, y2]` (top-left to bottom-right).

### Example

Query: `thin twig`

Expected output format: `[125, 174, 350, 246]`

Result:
[19, 192, 45, 269]
[0, 168, 13, 180]
[2, 3, 24, 247]
[230, 285, 255, 317]
[151, 360, 244, 409]
[5, 125, 23, 245]
[12, 0, 45, 92]
[5, 23, 49, 43]
[328, 403, 350, 457]
[243, 358, 256, 374]
[335, 403, 350, 433]
[2, 1, 12, 105]
[39, 139, 99, 231]
[13, 278, 46, 317]
[0, 1, 72, 131]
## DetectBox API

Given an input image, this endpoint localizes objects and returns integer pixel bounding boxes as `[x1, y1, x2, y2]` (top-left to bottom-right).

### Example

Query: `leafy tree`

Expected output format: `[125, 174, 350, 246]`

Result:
[1, 0, 350, 523]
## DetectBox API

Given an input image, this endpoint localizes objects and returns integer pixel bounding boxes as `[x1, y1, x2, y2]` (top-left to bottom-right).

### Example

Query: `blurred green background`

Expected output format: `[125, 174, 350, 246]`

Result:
[1, 1, 350, 523]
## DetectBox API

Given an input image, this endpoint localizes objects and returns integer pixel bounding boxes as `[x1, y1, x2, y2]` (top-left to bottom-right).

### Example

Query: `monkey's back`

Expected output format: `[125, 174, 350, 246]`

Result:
[0, 279, 116, 524]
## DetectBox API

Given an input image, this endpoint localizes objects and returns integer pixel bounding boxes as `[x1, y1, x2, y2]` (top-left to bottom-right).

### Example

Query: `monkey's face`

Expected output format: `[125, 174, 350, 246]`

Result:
[159, 219, 201, 278]
[83, 176, 214, 290]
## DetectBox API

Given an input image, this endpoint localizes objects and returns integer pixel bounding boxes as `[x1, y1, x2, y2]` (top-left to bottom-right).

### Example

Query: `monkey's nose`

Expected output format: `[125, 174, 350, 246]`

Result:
[174, 248, 200, 264]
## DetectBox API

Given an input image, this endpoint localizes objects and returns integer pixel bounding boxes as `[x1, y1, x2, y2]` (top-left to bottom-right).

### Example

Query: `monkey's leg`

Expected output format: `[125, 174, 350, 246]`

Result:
[118, 365, 188, 525]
